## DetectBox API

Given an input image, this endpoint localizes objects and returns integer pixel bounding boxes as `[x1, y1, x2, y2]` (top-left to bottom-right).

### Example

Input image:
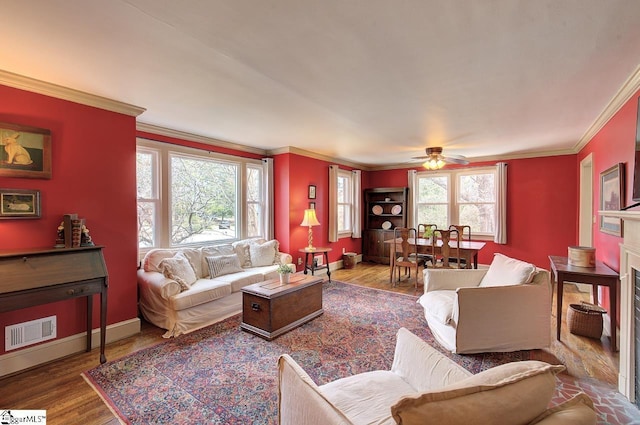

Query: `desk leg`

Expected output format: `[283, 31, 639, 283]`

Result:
[556, 278, 563, 341]
[324, 252, 331, 282]
[86, 294, 93, 353]
[610, 283, 618, 352]
[100, 287, 107, 364]
[473, 253, 478, 269]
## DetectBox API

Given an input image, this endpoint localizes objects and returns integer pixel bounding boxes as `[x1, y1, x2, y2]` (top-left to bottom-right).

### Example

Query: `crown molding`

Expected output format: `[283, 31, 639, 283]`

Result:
[137, 122, 268, 156]
[268, 146, 372, 170]
[0, 69, 145, 117]
[575, 65, 640, 151]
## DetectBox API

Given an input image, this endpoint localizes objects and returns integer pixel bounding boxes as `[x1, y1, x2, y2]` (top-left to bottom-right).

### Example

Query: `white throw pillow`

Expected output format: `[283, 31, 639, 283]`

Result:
[159, 252, 197, 292]
[206, 254, 243, 278]
[249, 239, 280, 267]
[231, 240, 255, 267]
[479, 253, 536, 288]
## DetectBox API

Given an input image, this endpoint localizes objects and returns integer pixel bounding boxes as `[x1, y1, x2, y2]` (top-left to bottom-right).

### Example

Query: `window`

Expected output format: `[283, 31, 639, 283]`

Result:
[337, 170, 352, 235]
[136, 148, 159, 248]
[457, 171, 495, 234]
[136, 139, 267, 250]
[246, 164, 263, 238]
[329, 166, 361, 241]
[416, 167, 497, 237]
[416, 174, 450, 229]
[169, 153, 238, 245]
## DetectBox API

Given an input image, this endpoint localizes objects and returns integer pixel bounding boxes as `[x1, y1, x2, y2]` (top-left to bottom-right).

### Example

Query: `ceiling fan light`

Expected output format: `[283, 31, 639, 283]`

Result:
[423, 156, 446, 170]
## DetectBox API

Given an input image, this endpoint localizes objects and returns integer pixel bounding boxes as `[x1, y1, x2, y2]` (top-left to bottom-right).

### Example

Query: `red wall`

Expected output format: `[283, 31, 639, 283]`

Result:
[274, 153, 363, 266]
[578, 90, 640, 272]
[366, 156, 578, 268]
[0, 85, 138, 355]
[576, 90, 640, 316]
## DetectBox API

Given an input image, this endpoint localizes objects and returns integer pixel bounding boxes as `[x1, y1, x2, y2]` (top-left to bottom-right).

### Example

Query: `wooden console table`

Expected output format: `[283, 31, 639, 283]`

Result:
[549, 255, 619, 351]
[0, 246, 108, 363]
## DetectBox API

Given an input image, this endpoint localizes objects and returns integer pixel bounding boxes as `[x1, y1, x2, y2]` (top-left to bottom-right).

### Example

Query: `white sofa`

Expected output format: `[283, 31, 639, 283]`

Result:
[418, 253, 552, 354]
[278, 327, 596, 425]
[138, 238, 293, 337]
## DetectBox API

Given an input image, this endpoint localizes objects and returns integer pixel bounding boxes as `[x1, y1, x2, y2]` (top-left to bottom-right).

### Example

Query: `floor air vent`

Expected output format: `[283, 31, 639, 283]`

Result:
[5, 316, 57, 351]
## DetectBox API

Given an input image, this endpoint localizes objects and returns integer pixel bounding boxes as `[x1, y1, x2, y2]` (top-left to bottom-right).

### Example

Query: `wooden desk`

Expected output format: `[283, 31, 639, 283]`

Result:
[384, 238, 486, 282]
[0, 246, 109, 363]
[548, 255, 619, 351]
[299, 247, 332, 282]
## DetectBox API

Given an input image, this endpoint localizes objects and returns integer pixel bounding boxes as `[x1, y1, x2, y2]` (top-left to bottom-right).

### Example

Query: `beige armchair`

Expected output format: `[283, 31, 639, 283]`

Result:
[278, 327, 595, 425]
[418, 253, 552, 354]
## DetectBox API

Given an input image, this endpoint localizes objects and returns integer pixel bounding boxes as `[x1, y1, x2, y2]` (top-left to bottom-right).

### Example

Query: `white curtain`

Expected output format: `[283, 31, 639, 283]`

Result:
[495, 162, 508, 244]
[351, 170, 362, 238]
[328, 165, 339, 242]
[407, 169, 418, 228]
[262, 158, 274, 240]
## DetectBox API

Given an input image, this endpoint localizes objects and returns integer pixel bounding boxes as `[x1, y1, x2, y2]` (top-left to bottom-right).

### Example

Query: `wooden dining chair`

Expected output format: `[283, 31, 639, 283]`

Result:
[447, 225, 471, 267]
[392, 227, 425, 290]
[431, 228, 462, 269]
[416, 224, 438, 266]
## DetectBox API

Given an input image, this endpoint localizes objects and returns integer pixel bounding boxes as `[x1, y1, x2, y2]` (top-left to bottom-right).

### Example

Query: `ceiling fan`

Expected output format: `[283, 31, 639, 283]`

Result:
[412, 147, 469, 170]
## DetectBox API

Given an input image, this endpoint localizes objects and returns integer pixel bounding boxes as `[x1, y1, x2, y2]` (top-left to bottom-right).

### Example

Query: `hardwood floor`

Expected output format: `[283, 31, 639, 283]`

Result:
[0, 262, 618, 424]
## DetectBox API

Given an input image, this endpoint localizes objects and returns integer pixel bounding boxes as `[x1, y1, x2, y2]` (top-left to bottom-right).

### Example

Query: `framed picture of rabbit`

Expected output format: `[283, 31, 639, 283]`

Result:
[0, 122, 52, 179]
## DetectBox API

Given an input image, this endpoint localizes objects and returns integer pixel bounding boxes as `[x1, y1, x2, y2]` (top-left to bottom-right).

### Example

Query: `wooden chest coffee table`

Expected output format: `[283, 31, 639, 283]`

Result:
[241, 274, 323, 340]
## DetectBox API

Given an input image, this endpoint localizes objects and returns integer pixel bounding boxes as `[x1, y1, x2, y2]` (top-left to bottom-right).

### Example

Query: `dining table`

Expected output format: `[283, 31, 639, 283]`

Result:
[383, 237, 487, 283]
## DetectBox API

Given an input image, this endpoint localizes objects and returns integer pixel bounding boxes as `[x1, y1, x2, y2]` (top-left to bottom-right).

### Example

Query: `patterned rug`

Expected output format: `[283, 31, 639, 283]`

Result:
[83, 280, 548, 424]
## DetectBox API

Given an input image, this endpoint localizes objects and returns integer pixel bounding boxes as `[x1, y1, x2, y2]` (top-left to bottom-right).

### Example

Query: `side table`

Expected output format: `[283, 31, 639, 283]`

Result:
[548, 255, 619, 351]
[299, 247, 332, 282]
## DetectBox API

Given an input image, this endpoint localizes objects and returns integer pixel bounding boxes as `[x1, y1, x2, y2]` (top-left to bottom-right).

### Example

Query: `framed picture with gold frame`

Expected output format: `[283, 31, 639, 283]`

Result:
[599, 163, 624, 236]
[0, 122, 52, 179]
[0, 188, 41, 219]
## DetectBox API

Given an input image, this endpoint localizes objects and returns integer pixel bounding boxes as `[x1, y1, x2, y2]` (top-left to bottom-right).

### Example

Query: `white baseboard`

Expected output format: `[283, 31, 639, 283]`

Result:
[0, 318, 140, 377]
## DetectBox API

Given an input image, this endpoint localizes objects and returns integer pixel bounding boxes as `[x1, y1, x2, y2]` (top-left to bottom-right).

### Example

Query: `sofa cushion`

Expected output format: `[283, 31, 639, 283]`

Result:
[418, 291, 456, 325]
[479, 253, 536, 288]
[320, 370, 415, 425]
[206, 254, 243, 278]
[200, 244, 235, 277]
[159, 253, 197, 291]
[391, 360, 564, 425]
[169, 279, 233, 311]
[249, 239, 280, 267]
[143, 249, 178, 273]
[231, 240, 253, 267]
[529, 393, 596, 425]
[214, 265, 279, 292]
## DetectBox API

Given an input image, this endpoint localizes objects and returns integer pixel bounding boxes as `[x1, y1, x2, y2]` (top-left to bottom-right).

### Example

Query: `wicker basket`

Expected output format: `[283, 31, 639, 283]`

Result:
[567, 302, 606, 339]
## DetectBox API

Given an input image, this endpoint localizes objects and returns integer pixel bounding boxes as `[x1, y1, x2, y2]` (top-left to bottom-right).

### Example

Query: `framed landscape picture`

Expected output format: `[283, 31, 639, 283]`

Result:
[599, 163, 624, 236]
[0, 189, 41, 219]
[0, 122, 52, 179]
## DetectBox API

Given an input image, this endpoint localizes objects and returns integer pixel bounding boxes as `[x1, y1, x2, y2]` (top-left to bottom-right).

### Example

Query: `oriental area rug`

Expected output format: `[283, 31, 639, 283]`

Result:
[82, 280, 634, 425]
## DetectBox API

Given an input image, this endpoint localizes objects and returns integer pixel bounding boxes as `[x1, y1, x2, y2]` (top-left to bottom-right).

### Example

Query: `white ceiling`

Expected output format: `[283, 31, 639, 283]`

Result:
[2, 0, 640, 166]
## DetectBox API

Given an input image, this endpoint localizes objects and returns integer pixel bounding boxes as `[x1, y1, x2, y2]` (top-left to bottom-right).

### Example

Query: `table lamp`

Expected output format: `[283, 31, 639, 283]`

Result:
[300, 208, 320, 250]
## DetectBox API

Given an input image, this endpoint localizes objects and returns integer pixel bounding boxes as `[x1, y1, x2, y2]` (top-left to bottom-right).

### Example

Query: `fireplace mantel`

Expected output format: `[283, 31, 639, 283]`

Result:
[600, 210, 640, 400]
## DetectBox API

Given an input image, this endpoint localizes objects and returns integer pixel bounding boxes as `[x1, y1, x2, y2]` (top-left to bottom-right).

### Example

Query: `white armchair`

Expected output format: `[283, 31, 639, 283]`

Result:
[418, 253, 552, 354]
[278, 327, 595, 425]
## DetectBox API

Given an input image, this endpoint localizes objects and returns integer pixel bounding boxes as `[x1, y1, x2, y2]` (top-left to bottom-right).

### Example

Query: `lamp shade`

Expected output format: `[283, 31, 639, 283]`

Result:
[300, 209, 320, 227]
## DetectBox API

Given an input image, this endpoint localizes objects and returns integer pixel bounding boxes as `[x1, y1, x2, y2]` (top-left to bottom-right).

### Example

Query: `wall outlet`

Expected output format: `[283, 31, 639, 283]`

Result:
[297, 257, 302, 265]
[342, 247, 346, 254]
[314, 254, 323, 266]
